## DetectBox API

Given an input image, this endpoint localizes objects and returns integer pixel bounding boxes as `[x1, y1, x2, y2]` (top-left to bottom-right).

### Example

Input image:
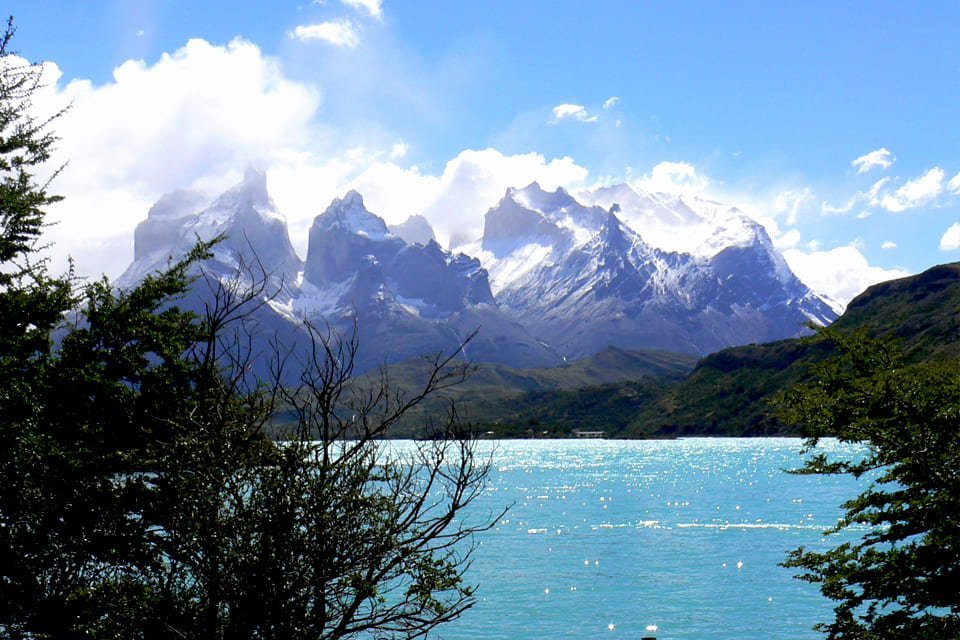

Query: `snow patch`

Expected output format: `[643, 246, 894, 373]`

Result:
[464, 240, 555, 295]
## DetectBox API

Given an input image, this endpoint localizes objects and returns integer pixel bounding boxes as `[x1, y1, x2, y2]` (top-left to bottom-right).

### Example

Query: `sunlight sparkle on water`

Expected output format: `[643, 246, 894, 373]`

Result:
[425, 438, 869, 640]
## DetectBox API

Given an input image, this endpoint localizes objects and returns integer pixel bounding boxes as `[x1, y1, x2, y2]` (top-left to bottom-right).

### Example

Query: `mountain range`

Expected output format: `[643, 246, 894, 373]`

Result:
[119, 168, 837, 373]
[459, 182, 834, 358]
[390, 261, 958, 438]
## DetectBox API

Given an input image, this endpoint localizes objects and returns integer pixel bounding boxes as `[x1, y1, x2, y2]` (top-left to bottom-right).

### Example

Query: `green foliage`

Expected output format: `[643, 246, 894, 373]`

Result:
[0, 16, 73, 422]
[625, 338, 830, 436]
[470, 378, 673, 437]
[779, 326, 960, 638]
[0, 16, 64, 268]
[1, 21, 495, 639]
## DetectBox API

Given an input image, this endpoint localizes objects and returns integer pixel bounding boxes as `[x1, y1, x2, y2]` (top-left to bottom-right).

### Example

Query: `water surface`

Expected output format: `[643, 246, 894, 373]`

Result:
[440, 438, 864, 639]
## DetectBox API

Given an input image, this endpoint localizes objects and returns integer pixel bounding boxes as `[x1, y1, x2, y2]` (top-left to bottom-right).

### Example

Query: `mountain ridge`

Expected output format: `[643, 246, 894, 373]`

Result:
[467, 181, 835, 358]
[119, 170, 839, 373]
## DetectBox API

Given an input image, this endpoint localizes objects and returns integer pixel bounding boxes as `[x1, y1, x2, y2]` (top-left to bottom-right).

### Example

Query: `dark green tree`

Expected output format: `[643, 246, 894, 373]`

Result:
[1, 20, 497, 639]
[0, 17, 80, 632]
[779, 326, 960, 639]
[0, 16, 72, 433]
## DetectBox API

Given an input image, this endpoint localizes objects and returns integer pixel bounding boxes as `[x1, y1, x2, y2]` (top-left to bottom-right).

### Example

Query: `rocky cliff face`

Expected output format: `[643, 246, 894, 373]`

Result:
[294, 191, 557, 368]
[120, 167, 302, 303]
[460, 182, 836, 358]
[121, 175, 560, 374]
[388, 214, 436, 246]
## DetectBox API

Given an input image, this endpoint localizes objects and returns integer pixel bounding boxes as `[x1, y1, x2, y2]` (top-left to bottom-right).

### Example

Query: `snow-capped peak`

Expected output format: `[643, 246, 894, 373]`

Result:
[511, 181, 576, 214]
[580, 183, 769, 259]
[207, 166, 278, 217]
[145, 189, 207, 221]
[315, 190, 391, 240]
[510, 182, 607, 234]
[120, 167, 301, 292]
[388, 214, 436, 246]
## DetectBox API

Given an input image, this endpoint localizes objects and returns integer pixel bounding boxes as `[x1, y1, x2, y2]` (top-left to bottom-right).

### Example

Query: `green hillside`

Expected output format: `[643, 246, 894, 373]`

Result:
[625, 261, 959, 436]
[832, 261, 959, 361]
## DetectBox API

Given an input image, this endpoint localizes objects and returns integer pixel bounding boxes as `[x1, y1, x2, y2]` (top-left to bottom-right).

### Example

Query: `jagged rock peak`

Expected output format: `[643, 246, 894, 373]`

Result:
[316, 190, 390, 239]
[211, 165, 274, 212]
[132, 190, 206, 262]
[509, 181, 580, 214]
[389, 214, 436, 246]
[146, 189, 206, 220]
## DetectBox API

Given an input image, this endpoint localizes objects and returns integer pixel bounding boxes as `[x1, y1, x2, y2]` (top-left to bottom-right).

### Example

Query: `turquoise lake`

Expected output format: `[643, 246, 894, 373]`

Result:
[438, 438, 866, 640]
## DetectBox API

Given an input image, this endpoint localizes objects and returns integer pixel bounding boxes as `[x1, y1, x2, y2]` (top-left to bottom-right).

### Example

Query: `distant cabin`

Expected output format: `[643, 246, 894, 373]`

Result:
[572, 430, 606, 439]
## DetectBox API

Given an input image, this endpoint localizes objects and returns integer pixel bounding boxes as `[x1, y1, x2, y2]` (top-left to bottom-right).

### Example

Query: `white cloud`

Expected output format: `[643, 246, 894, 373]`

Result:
[881, 240, 897, 250]
[633, 161, 710, 195]
[342, 0, 383, 19]
[351, 148, 590, 248]
[291, 20, 359, 47]
[602, 96, 620, 109]
[948, 171, 960, 194]
[773, 228, 801, 250]
[28, 39, 321, 278]
[821, 177, 890, 216]
[26, 32, 595, 279]
[851, 147, 894, 174]
[866, 177, 890, 203]
[20, 34, 925, 314]
[821, 197, 856, 215]
[940, 222, 960, 251]
[250, 149, 590, 255]
[880, 167, 944, 212]
[783, 244, 909, 309]
[772, 187, 814, 225]
[550, 103, 597, 124]
[388, 142, 408, 160]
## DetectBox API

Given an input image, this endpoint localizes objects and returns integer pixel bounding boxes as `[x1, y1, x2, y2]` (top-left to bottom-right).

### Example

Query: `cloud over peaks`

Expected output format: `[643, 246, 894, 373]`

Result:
[352, 148, 590, 248]
[783, 245, 908, 308]
[30, 38, 321, 278]
[633, 161, 710, 195]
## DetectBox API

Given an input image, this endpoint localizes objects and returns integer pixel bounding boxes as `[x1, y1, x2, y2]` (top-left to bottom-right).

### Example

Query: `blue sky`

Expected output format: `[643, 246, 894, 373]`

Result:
[6, 1, 959, 305]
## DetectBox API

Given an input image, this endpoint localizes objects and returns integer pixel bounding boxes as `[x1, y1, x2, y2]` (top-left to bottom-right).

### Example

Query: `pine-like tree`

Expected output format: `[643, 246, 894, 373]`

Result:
[779, 326, 960, 639]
